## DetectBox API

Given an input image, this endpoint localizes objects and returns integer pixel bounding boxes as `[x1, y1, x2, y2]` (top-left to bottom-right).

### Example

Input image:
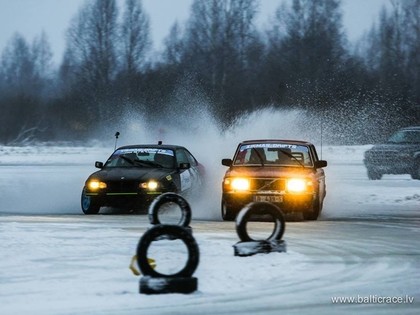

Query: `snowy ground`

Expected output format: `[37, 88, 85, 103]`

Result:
[0, 144, 419, 314]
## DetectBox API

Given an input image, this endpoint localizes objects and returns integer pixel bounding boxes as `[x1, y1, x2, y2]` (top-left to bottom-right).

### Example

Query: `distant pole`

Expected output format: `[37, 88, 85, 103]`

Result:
[114, 132, 120, 150]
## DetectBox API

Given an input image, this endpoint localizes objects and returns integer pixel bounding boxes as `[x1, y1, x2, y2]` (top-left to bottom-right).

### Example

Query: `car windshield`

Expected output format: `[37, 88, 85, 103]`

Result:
[104, 148, 175, 168]
[387, 130, 420, 144]
[233, 143, 313, 167]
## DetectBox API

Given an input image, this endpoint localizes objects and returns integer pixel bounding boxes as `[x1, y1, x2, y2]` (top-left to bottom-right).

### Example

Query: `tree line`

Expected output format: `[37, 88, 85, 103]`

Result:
[0, 0, 419, 145]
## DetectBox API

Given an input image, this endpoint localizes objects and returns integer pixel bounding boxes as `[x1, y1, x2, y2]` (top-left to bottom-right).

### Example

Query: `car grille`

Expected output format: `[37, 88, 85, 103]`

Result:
[107, 180, 139, 192]
[366, 150, 399, 163]
[250, 178, 285, 191]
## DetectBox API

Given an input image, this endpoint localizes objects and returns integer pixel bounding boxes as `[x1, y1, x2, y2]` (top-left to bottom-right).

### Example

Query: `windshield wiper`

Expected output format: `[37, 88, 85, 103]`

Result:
[278, 150, 305, 168]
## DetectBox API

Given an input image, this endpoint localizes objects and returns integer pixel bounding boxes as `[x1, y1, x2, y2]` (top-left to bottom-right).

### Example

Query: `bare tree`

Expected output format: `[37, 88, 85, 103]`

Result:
[63, 0, 119, 123]
[163, 21, 184, 65]
[119, 0, 151, 76]
[64, 0, 118, 91]
[181, 0, 260, 121]
[266, 0, 347, 108]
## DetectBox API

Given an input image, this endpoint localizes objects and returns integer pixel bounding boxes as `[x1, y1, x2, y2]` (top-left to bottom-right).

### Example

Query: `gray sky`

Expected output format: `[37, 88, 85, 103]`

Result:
[0, 0, 388, 66]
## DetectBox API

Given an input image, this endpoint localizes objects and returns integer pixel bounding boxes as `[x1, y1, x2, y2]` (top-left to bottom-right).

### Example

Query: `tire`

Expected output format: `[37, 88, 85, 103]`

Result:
[235, 202, 285, 242]
[81, 187, 100, 215]
[367, 168, 382, 180]
[304, 196, 321, 220]
[410, 160, 420, 180]
[148, 193, 191, 227]
[221, 200, 236, 221]
[136, 225, 199, 278]
[139, 276, 198, 294]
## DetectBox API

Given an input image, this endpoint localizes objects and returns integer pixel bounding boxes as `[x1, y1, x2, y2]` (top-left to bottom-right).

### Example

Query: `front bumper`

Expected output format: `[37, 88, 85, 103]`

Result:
[85, 190, 164, 210]
[222, 191, 315, 214]
[363, 158, 414, 174]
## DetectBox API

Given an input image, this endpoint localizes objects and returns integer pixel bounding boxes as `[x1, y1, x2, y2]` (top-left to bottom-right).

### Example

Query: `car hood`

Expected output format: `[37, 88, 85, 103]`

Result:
[225, 166, 314, 178]
[88, 167, 175, 182]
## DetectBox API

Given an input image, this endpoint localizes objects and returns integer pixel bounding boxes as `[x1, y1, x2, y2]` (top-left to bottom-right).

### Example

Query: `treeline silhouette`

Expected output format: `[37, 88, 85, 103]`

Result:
[0, 0, 418, 145]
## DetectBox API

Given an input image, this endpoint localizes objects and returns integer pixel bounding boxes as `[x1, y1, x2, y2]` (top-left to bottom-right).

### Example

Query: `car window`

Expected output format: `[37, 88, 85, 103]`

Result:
[105, 148, 175, 168]
[388, 130, 420, 144]
[233, 143, 312, 166]
[176, 149, 190, 165]
[185, 150, 198, 166]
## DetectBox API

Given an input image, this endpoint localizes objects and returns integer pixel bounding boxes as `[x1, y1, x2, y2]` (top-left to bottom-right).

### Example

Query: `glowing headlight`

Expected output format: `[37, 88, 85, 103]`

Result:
[286, 178, 306, 192]
[140, 180, 159, 190]
[230, 178, 250, 191]
[88, 180, 107, 190]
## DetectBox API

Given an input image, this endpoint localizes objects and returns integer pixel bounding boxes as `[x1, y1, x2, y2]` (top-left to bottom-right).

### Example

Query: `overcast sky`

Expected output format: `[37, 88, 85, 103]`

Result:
[0, 0, 388, 66]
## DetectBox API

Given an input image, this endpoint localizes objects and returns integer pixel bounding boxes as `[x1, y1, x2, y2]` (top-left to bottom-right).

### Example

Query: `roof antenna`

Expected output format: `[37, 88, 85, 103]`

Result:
[114, 131, 120, 150]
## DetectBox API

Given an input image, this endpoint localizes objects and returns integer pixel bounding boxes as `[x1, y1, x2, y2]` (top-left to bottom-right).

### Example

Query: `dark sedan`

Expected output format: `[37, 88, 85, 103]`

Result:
[81, 143, 204, 214]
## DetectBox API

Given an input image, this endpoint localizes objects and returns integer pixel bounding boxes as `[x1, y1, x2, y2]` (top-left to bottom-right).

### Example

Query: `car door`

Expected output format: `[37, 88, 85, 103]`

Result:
[175, 149, 192, 192]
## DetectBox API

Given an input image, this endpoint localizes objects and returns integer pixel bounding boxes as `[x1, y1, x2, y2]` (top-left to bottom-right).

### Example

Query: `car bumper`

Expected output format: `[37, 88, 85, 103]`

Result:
[364, 159, 414, 174]
[85, 191, 163, 210]
[222, 191, 315, 214]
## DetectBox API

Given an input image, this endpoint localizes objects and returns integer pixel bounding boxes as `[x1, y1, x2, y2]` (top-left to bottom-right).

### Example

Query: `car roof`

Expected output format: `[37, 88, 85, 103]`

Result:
[400, 126, 420, 131]
[239, 139, 314, 146]
[116, 144, 187, 151]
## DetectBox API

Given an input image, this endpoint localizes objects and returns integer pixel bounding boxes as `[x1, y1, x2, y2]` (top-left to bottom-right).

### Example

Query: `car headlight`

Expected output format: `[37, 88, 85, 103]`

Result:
[140, 180, 159, 190]
[286, 178, 307, 193]
[88, 180, 107, 190]
[228, 178, 250, 191]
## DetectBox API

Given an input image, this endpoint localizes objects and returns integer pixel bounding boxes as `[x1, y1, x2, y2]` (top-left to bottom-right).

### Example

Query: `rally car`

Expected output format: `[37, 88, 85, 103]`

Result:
[81, 143, 204, 214]
[221, 139, 327, 221]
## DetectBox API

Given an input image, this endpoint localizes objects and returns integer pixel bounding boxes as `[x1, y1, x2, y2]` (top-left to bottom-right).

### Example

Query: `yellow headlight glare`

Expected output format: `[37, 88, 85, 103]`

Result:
[140, 180, 159, 190]
[230, 178, 250, 191]
[88, 180, 107, 190]
[286, 178, 307, 193]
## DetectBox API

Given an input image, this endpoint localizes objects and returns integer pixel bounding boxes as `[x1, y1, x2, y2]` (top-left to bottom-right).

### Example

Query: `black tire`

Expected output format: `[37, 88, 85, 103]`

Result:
[235, 202, 285, 242]
[304, 195, 321, 221]
[136, 225, 199, 278]
[148, 193, 191, 227]
[367, 168, 382, 180]
[410, 160, 420, 180]
[81, 187, 100, 215]
[139, 276, 198, 294]
[221, 200, 236, 221]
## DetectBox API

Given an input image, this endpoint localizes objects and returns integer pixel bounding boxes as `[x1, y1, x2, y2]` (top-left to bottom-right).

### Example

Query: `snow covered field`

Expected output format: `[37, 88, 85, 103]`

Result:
[0, 144, 419, 314]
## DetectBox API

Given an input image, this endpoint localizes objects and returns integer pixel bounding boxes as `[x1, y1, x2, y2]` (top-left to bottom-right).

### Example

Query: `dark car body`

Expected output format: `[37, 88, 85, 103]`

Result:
[221, 139, 327, 221]
[81, 144, 204, 214]
[363, 126, 420, 180]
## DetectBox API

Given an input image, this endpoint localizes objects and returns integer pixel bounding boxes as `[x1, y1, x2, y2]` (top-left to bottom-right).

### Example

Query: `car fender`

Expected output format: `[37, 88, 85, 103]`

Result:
[180, 170, 192, 191]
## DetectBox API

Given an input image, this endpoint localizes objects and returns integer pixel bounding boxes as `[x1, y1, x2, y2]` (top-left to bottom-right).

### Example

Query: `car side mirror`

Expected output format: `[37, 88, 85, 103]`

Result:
[222, 158, 232, 167]
[179, 162, 190, 170]
[95, 161, 103, 169]
[315, 160, 327, 168]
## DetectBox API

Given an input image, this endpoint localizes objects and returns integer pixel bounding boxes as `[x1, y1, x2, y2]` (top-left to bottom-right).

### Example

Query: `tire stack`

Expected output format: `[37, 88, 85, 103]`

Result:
[233, 202, 287, 257]
[137, 193, 199, 294]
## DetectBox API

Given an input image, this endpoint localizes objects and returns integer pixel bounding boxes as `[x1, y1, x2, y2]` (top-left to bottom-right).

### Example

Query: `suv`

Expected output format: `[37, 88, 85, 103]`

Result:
[364, 126, 420, 180]
[221, 139, 327, 221]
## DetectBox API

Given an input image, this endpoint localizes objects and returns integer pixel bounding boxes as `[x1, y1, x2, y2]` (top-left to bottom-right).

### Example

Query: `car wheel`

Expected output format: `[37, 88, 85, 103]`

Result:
[304, 196, 321, 221]
[221, 200, 236, 221]
[81, 188, 100, 215]
[367, 168, 382, 180]
[410, 161, 420, 180]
